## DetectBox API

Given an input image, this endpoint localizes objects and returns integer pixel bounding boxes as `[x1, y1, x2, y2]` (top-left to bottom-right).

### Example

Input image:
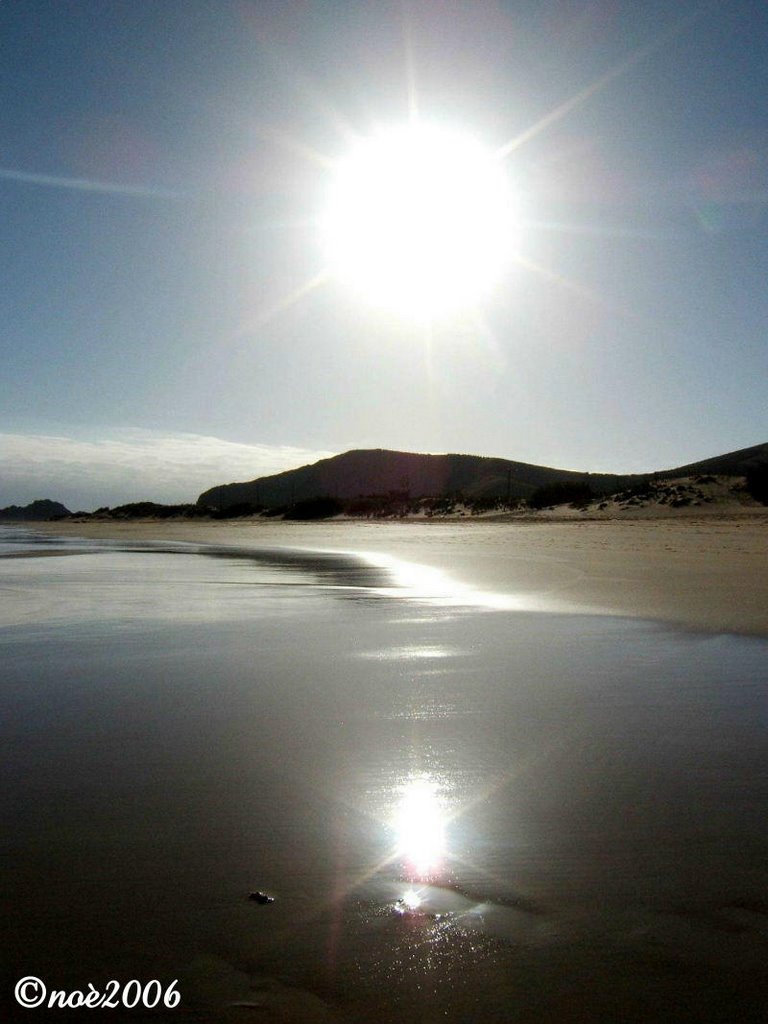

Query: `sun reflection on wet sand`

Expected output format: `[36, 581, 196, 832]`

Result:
[355, 550, 601, 615]
[395, 888, 424, 914]
[393, 777, 448, 880]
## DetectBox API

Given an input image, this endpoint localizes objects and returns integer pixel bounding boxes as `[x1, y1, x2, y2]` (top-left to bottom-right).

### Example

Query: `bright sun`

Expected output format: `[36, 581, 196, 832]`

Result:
[322, 124, 517, 317]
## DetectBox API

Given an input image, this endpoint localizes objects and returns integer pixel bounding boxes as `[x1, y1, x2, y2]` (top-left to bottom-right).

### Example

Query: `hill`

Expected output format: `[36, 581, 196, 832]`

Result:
[654, 441, 768, 478]
[196, 443, 768, 512]
[0, 499, 71, 521]
[197, 448, 633, 510]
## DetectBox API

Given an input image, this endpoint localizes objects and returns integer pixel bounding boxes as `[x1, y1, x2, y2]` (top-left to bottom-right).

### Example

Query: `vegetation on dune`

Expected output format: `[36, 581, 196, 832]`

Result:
[283, 497, 345, 520]
[745, 463, 768, 505]
[210, 502, 265, 519]
[82, 502, 211, 520]
[528, 481, 594, 509]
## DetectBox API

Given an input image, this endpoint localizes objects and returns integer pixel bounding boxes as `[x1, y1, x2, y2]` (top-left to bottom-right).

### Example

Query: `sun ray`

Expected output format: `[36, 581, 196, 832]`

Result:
[249, 28, 359, 150]
[401, 0, 419, 127]
[514, 253, 614, 309]
[421, 315, 435, 391]
[236, 270, 330, 337]
[512, 251, 690, 345]
[496, 6, 706, 160]
[252, 126, 337, 171]
[527, 217, 679, 242]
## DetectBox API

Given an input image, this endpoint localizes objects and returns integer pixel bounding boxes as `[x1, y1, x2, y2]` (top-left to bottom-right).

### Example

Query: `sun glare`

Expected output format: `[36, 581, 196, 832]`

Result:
[394, 777, 447, 876]
[322, 124, 517, 317]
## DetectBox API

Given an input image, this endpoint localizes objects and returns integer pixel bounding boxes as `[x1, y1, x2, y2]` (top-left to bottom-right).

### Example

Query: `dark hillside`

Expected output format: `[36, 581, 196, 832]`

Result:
[0, 499, 71, 521]
[197, 448, 634, 510]
[197, 442, 768, 512]
[656, 442, 768, 478]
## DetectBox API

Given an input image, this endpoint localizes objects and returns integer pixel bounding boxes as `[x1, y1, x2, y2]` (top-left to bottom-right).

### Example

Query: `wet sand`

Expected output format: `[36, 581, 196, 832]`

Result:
[3, 525, 768, 1021]
[35, 516, 768, 636]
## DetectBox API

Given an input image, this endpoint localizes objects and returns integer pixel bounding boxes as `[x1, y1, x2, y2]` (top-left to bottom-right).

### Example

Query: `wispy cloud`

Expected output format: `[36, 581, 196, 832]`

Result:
[0, 166, 183, 199]
[0, 429, 336, 511]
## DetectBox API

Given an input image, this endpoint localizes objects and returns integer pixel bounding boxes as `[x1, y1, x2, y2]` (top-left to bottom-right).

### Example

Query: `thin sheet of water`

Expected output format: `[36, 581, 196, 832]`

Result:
[1, 527, 766, 1022]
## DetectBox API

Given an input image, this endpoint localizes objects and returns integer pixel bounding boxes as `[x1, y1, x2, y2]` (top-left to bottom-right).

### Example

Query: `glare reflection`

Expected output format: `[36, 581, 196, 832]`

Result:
[355, 551, 609, 616]
[365, 552, 537, 612]
[397, 889, 423, 913]
[394, 777, 446, 877]
[358, 643, 456, 661]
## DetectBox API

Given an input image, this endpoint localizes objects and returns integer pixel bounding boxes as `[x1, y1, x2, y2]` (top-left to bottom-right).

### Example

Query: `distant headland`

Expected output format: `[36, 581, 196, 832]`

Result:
[0, 499, 71, 521]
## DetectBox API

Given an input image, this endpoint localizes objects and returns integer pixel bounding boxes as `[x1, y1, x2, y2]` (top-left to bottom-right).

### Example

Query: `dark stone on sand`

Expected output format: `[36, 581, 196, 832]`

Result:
[248, 891, 275, 904]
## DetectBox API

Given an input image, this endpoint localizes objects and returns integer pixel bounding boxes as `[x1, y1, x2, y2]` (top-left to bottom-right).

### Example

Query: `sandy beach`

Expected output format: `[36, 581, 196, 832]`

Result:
[35, 513, 768, 637]
[5, 516, 768, 1022]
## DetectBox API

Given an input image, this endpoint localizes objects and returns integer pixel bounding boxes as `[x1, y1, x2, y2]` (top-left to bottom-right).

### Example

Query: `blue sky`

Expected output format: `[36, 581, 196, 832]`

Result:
[1, 0, 766, 508]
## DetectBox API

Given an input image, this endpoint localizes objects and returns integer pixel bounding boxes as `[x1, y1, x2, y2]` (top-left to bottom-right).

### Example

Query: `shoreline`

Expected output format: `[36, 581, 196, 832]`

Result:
[25, 515, 768, 638]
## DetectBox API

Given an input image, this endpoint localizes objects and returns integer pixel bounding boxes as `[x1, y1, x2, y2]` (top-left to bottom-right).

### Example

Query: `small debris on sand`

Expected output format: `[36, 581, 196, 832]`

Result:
[248, 891, 275, 904]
